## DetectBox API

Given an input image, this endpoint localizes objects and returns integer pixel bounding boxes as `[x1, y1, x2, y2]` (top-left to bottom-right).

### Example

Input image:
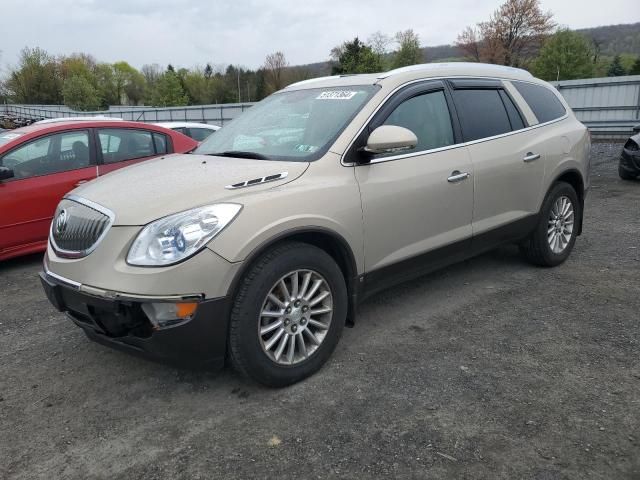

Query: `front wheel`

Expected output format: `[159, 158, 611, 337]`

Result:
[521, 182, 581, 267]
[228, 242, 347, 387]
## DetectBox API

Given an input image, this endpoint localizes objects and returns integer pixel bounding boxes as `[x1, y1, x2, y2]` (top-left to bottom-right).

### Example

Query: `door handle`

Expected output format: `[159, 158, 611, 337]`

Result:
[523, 152, 541, 162]
[447, 171, 470, 183]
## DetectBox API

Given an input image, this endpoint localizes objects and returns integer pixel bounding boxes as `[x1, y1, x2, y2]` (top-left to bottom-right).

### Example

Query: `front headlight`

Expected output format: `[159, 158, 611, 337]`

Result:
[127, 203, 242, 266]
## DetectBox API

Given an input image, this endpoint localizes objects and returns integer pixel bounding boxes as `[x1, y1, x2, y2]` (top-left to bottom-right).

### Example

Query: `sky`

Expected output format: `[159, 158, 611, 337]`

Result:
[0, 0, 637, 72]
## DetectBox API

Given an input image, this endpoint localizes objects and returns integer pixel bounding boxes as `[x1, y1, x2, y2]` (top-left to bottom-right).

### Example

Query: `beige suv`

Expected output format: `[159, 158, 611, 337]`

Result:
[40, 63, 590, 386]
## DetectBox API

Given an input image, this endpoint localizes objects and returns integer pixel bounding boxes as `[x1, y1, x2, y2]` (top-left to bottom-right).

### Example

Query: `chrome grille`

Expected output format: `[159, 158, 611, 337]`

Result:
[50, 196, 114, 258]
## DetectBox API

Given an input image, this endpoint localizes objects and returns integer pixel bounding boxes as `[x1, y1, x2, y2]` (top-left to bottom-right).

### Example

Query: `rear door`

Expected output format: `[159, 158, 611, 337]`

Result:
[0, 130, 97, 255]
[448, 79, 547, 249]
[96, 128, 170, 176]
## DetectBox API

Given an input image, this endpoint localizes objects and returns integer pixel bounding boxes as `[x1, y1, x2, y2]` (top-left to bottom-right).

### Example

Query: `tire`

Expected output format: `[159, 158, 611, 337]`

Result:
[228, 242, 347, 387]
[618, 165, 637, 181]
[521, 181, 581, 267]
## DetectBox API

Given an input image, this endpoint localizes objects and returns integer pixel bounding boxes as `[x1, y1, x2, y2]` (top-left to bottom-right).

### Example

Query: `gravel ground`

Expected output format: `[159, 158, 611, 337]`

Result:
[1, 143, 639, 480]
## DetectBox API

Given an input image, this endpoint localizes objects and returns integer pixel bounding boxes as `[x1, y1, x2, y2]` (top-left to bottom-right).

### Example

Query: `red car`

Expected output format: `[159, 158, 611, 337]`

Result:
[0, 120, 197, 261]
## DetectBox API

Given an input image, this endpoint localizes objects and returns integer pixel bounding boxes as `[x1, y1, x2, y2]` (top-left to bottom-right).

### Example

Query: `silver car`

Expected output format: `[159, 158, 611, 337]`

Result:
[40, 63, 590, 386]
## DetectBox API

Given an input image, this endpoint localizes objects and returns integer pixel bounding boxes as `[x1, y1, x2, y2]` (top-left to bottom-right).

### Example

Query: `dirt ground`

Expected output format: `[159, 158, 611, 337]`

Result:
[1, 142, 638, 479]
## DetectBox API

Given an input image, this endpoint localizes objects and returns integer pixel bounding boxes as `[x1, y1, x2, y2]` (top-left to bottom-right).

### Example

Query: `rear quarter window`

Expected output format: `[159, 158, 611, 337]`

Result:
[512, 81, 566, 124]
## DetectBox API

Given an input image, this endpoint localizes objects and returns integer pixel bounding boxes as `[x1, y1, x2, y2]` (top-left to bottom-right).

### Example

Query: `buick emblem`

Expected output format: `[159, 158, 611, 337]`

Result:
[55, 209, 68, 234]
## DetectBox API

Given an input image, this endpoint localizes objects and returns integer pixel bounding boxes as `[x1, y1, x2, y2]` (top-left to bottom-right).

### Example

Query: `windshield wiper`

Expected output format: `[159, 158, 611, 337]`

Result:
[206, 151, 269, 160]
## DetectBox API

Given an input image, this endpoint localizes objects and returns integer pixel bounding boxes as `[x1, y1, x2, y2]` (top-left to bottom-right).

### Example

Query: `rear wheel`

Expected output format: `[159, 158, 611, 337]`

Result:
[521, 182, 580, 267]
[228, 242, 347, 387]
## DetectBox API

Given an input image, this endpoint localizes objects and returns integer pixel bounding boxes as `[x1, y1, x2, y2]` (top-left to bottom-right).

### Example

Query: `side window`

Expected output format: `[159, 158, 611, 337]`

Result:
[452, 89, 512, 142]
[499, 90, 525, 131]
[0, 130, 90, 180]
[189, 128, 214, 142]
[98, 129, 155, 164]
[381, 90, 454, 154]
[153, 133, 168, 154]
[512, 81, 566, 124]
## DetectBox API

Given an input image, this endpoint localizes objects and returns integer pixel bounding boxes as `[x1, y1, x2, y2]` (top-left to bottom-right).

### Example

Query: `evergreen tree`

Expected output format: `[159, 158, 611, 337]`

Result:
[607, 55, 626, 76]
[629, 57, 640, 75]
[331, 38, 383, 74]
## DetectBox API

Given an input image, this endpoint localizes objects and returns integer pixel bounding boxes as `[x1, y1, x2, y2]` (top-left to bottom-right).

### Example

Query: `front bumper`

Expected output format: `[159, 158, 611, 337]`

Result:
[40, 270, 230, 369]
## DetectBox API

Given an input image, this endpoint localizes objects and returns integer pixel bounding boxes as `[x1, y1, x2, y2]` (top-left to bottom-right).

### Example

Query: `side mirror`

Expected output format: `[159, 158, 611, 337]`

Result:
[361, 125, 418, 156]
[0, 166, 14, 181]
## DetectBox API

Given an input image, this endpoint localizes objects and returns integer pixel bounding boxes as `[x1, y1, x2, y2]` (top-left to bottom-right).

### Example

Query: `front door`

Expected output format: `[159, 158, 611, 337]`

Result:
[352, 83, 473, 292]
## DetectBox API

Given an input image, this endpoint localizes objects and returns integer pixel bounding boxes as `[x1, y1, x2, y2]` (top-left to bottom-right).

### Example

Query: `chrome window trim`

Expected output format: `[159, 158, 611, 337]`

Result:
[49, 194, 116, 259]
[340, 75, 569, 166]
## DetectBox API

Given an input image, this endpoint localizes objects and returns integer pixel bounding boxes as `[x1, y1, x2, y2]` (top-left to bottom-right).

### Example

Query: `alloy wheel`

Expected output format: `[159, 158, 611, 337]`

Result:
[258, 269, 333, 365]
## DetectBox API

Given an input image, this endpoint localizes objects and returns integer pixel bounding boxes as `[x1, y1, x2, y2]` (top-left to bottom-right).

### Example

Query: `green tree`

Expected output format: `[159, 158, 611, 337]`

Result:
[182, 68, 213, 104]
[93, 63, 118, 107]
[331, 37, 383, 74]
[113, 61, 144, 105]
[149, 70, 188, 106]
[629, 57, 640, 75]
[62, 75, 101, 111]
[532, 30, 594, 81]
[392, 29, 423, 68]
[607, 55, 626, 76]
[6, 47, 63, 104]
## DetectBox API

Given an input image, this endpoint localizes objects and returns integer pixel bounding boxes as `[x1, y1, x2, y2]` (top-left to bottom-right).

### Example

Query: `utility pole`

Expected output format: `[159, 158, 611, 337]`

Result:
[247, 80, 250, 102]
[237, 67, 241, 103]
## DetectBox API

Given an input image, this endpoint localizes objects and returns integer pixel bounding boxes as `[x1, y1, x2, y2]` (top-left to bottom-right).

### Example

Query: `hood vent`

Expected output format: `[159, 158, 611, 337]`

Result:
[225, 171, 288, 190]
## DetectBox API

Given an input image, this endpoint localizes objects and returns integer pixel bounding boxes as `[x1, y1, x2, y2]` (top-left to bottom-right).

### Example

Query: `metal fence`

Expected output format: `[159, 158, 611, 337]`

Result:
[0, 102, 256, 127]
[551, 75, 640, 138]
[3, 75, 640, 137]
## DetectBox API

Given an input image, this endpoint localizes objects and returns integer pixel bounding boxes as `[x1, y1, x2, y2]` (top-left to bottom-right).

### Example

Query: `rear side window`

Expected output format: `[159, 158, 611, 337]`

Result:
[499, 90, 525, 131]
[188, 128, 214, 142]
[153, 133, 168, 154]
[381, 90, 455, 154]
[452, 89, 512, 142]
[512, 81, 566, 123]
[98, 129, 155, 164]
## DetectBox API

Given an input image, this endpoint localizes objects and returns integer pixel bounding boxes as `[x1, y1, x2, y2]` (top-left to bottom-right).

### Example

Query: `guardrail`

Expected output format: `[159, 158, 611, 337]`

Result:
[3, 74, 640, 138]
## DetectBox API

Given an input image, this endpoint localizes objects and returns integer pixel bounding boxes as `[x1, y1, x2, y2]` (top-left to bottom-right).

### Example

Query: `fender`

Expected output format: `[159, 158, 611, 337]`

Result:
[221, 226, 361, 326]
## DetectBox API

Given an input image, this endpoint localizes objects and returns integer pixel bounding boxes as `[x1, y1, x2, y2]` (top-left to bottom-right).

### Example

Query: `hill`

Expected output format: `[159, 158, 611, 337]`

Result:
[293, 22, 640, 73]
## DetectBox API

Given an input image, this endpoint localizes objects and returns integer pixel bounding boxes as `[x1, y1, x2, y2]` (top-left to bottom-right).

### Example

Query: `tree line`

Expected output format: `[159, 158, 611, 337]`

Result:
[1, 0, 639, 111]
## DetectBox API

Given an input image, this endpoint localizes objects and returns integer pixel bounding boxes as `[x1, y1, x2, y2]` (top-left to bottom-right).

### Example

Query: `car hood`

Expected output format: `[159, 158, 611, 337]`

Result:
[71, 154, 309, 225]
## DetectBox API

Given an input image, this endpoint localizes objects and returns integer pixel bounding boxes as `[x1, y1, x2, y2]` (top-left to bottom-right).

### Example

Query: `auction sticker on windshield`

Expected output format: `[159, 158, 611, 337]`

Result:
[316, 91, 358, 100]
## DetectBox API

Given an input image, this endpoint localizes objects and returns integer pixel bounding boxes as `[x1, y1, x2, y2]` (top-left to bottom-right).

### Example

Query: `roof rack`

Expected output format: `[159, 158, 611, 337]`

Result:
[377, 62, 533, 79]
[285, 75, 341, 89]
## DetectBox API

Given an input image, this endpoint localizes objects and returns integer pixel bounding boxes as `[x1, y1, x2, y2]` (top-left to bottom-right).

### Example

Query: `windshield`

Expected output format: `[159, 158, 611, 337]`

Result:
[194, 85, 378, 161]
[0, 132, 24, 148]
